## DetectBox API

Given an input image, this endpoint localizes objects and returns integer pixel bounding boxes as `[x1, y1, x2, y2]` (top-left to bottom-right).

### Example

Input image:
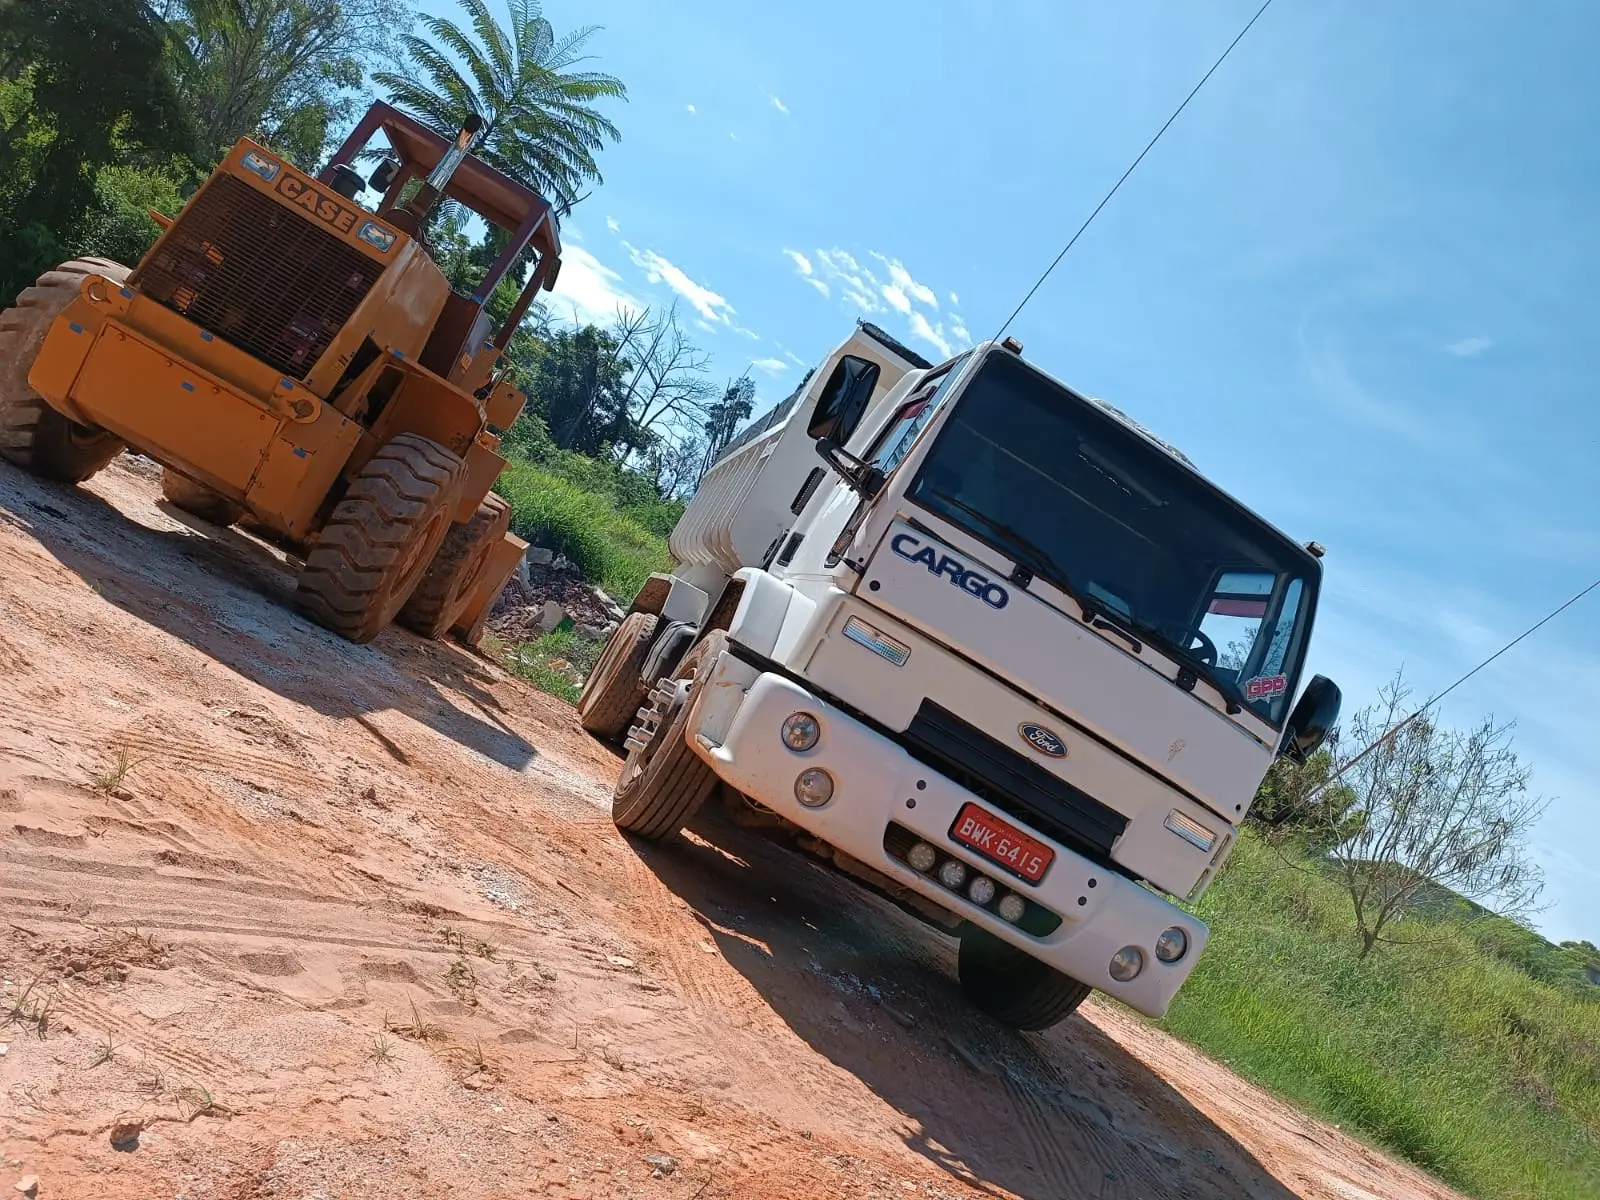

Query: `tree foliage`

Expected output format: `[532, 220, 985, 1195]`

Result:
[162, 0, 410, 167]
[374, 0, 625, 206]
[0, 0, 194, 297]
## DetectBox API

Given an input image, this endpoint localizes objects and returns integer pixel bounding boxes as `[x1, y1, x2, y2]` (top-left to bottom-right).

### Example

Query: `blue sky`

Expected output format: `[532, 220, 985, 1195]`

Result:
[419, 0, 1598, 942]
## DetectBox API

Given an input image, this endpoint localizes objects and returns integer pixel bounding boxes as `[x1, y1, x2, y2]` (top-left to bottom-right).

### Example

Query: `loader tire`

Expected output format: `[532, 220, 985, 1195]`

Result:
[295, 433, 464, 644]
[0, 258, 129, 482]
[161, 468, 246, 527]
[957, 926, 1090, 1031]
[577, 611, 659, 741]
[611, 631, 724, 841]
[397, 492, 512, 639]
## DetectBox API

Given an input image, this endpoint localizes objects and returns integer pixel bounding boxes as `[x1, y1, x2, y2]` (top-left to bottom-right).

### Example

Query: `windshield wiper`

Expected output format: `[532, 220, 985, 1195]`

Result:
[1112, 616, 1247, 716]
[926, 491, 1102, 613]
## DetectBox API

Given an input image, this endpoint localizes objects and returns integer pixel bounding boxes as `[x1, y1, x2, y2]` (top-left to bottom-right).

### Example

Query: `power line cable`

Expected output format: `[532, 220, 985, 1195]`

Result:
[1317, 574, 1600, 790]
[989, 0, 1277, 343]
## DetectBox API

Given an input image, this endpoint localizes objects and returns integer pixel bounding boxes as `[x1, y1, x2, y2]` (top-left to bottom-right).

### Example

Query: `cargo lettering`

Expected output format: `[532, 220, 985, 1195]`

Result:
[890, 531, 1009, 609]
[274, 175, 359, 234]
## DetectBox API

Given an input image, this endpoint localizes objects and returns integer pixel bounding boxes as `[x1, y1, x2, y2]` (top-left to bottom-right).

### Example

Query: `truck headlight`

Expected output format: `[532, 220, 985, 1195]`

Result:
[781, 712, 820, 751]
[997, 893, 1027, 924]
[794, 768, 834, 807]
[937, 859, 967, 889]
[1108, 945, 1145, 982]
[906, 842, 937, 872]
[966, 875, 997, 906]
[1155, 926, 1189, 963]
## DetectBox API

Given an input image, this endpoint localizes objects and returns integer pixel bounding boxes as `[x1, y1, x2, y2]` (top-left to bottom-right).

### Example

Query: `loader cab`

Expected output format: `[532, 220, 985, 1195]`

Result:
[316, 102, 564, 397]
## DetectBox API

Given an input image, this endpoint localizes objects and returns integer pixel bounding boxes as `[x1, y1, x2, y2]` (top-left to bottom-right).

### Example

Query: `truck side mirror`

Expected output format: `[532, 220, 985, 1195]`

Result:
[814, 437, 886, 500]
[1282, 674, 1341, 762]
[808, 355, 880, 443]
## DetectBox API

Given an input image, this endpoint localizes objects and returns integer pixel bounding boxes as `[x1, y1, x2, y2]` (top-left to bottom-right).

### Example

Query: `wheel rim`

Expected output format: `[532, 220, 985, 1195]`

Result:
[619, 676, 689, 790]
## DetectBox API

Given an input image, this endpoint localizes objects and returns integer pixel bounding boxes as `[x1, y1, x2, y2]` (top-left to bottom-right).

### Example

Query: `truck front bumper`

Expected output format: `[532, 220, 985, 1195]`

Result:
[687, 666, 1208, 1018]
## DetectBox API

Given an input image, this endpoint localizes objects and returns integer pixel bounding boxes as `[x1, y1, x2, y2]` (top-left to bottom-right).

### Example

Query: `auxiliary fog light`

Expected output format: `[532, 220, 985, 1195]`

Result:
[966, 875, 997, 906]
[794, 768, 834, 808]
[996, 892, 1027, 924]
[1155, 925, 1189, 964]
[781, 711, 821, 752]
[906, 842, 938, 873]
[937, 859, 968, 889]
[1108, 945, 1145, 983]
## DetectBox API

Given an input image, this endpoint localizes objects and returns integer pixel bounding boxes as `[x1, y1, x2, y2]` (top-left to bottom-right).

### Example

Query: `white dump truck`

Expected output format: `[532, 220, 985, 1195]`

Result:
[578, 320, 1341, 1030]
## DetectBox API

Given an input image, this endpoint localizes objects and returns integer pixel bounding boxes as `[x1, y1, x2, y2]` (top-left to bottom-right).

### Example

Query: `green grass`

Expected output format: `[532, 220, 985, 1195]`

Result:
[1160, 832, 1600, 1199]
[493, 458, 673, 602]
[498, 628, 605, 704]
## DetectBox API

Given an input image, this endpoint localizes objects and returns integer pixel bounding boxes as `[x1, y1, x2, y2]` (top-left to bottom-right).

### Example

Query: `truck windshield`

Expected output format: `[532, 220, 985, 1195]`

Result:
[907, 351, 1317, 728]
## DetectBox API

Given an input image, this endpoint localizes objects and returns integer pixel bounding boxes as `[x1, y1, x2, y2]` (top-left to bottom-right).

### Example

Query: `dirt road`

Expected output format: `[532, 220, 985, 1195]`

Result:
[0, 457, 1464, 1200]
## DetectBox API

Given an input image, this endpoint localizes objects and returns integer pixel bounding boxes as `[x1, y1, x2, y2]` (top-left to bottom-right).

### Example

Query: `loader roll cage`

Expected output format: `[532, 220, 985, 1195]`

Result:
[318, 102, 564, 357]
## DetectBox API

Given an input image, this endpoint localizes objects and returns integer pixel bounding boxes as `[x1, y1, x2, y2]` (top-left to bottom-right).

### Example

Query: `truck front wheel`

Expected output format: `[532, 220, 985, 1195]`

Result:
[611, 630, 723, 840]
[957, 926, 1090, 1031]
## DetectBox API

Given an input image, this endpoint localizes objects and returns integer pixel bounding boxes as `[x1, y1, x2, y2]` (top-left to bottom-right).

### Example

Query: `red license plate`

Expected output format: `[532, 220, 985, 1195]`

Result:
[949, 803, 1055, 884]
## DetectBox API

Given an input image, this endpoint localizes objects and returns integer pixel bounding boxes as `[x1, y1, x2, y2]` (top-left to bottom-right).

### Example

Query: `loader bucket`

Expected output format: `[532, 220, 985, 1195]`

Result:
[452, 531, 528, 649]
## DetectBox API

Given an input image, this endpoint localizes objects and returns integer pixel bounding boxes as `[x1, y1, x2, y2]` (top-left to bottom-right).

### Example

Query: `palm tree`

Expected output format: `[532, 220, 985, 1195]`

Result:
[373, 0, 625, 208]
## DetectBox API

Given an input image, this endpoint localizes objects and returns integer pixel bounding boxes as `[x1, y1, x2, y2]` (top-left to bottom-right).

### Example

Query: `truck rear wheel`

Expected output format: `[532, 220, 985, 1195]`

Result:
[0, 258, 129, 483]
[611, 630, 724, 840]
[397, 492, 511, 639]
[578, 611, 658, 741]
[957, 926, 1090, 1031]
[295, 433, 464, 644]
[160, 468, 246, 527]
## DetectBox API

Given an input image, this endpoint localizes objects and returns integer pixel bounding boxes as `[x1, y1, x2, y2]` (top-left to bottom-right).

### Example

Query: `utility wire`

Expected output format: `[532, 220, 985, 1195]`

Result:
[989, 0, 1277, 343]
[1317, 574, 1600, 792]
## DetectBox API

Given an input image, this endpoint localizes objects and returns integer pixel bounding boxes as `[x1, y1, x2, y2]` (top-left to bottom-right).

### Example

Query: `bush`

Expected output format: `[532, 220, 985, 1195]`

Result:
[75, 162, 189, 267]
[493, 458, 671, 602]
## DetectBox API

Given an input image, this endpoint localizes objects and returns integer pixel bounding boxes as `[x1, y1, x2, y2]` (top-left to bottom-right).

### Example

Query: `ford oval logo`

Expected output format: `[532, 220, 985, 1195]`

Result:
[1018, 723, 1067, 759]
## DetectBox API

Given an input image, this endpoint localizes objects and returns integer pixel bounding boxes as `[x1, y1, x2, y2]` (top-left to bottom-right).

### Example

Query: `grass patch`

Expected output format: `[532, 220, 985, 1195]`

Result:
[1160, 832, 1600, 1199]
[494, 459, 671, 602]
[501, 627, 605, 705]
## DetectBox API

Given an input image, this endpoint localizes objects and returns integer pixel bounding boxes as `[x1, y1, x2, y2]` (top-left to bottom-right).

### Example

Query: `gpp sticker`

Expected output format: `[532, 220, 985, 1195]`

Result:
[1244, 674, 1288, 701]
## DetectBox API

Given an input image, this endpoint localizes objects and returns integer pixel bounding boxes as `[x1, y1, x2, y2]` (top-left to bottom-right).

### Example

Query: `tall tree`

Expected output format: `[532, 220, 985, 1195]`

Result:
[0, 0, 193, 297]
[1326, 672, 1547, 958]
[374, 0, 625, 207]
[699, 375, 755, 478]
[163, 0, 409, 167]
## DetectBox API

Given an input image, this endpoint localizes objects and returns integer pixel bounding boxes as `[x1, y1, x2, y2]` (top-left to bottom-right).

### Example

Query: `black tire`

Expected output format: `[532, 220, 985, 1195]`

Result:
[160, 468, 246, 527]
[397, 492, 511, 639]
[957, 926, 1091, 1031]
[578, 610, 659, 740]
[294, 433, 464, 644]
[0, 257, 129, 482]
[611, 630, 724, 840]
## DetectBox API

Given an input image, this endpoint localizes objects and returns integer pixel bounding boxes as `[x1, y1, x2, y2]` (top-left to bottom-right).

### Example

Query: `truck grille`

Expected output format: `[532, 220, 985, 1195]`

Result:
[903, 700, 1128, 864]
[130, 173, 384, 380]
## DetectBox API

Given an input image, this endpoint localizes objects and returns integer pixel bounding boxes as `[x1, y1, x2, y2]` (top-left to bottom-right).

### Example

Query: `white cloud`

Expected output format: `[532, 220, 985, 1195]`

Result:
[784, 248, 830, 297]
[814, 248, 883, 313]
[604, 215, 620, 233]
[549, 244, 644, 326]
[768, 93, 790, 115]
[729, 132, 740, 142]
[908, 312, 953, 358]
[880, 284, 912, 315]
[752, 357, 788, 376]
[686, 104, 696, 114]
[950, 317, 972, 346]
[873, 253, 938, 309]
[623, 243, 737, 328]
[1446, 335, 1492, 358]
[949, 291, 960, 306]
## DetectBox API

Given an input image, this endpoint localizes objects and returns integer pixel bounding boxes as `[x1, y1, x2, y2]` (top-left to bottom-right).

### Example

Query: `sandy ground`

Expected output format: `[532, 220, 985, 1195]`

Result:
[0, 455, 1469, 1200]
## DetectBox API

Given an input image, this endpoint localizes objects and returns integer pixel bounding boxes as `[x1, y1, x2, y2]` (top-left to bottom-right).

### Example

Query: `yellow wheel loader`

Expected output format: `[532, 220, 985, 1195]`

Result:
[0, 103, 559, 645]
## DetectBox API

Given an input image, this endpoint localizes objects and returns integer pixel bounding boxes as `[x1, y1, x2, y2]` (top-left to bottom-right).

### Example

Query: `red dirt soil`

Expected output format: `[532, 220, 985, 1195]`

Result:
[0, 456, 1466, 1200]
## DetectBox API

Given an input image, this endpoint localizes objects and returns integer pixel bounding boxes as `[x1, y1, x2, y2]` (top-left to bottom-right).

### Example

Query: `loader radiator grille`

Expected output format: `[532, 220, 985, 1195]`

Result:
[130, 173, 384, 380]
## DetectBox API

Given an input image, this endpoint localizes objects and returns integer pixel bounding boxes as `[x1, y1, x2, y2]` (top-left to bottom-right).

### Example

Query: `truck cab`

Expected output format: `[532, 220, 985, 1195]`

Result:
[583, 327, 1341, 1029]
